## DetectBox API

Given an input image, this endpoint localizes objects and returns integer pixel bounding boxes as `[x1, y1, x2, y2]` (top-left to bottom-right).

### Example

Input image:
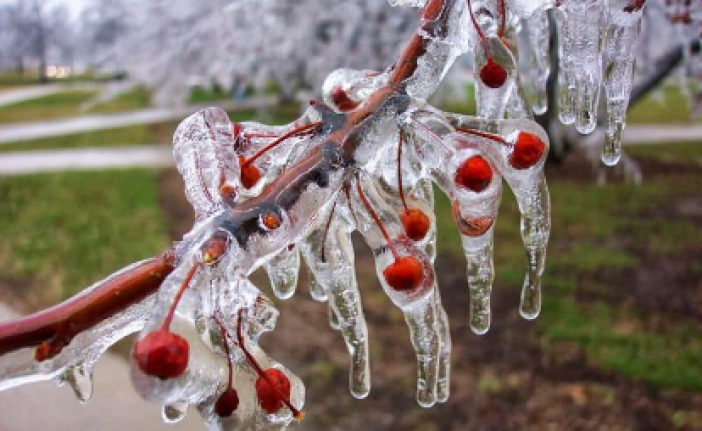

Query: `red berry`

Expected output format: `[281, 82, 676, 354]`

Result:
[455, 155, 493, 192]
[479, 58, 507, 89]
[133, 330, 189, 379]
[215, 388, 240, 418]
[510, 132, 545, 170]
[383, 256, 424, 292]
[255, 369, 292, 414]
[400, 208, 430, 241]
[331, 85, 360, 112]
[239, 156, 261, 189]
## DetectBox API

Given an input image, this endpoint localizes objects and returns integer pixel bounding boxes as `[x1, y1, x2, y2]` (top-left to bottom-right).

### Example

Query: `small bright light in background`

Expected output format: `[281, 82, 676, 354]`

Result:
[46, 65, 71, 78]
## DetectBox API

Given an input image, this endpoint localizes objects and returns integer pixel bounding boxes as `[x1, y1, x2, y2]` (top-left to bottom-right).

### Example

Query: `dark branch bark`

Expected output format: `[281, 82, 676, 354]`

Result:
[630, 38, 701, 107]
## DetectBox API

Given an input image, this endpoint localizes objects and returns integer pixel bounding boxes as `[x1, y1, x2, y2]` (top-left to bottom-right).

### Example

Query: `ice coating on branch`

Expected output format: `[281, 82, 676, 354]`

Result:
[0, 0, 670, 428]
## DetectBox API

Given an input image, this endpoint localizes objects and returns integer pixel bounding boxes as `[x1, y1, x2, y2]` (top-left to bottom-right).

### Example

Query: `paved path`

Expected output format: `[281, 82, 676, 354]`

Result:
[0, 96, 276, 144]
[622, 124, 702, 144]
[0, 303, 204, 431]
[0, 84, 99, 108]
[0, 146, 173, 176]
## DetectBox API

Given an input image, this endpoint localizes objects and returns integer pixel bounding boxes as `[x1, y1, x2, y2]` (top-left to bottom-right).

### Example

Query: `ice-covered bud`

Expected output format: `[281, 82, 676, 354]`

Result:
[400, 208, 431, 241]
[214, 388, 239, 418]
[509, 132, 546, 169]
[455, 155, 493, 192]
[133, 330, 189, 380]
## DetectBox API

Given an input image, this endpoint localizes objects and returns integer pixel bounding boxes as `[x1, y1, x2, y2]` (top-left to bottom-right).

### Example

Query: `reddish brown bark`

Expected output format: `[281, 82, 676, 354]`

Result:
[0, 250, 175, 360]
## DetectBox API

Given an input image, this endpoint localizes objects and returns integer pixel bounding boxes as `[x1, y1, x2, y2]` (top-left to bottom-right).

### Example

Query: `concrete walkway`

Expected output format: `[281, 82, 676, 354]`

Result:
[0, 303, 204, 430]
[0, 146, 173, 176]
[0, 96, 276, 144]
[0, 84, 99, 108]
[622, 124, 702, 144]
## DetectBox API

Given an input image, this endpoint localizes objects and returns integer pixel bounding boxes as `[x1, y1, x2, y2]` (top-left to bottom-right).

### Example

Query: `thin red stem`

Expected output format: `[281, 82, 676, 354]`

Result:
[161, 262, 201, 331]
[411, 118, 452, 152]
[320, 201, 337, 263]
[213, 313, 234, 388]
[498, 0, 506, 37]
[397, 131, 409, 211]
[241, 122, 320, 168]
[466, 0, 490, 54]
[244, 133, 279, 139]
[236, 310, 303, 419]
[355, 173, 399, 259]
[344, 185, 359, 227]
[454, 126, 508, 145]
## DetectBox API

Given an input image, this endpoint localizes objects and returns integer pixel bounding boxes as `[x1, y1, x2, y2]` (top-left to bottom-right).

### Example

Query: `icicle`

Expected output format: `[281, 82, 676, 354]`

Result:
[62, 362, 94, 404]
[433, 291, 451, 403]
[555, 0, 606, 133]
[404, 296, 440, 408]
[264, 247, 300, 300]
[462, 232, 496, 334]
[301, 200, 370, 399]
[602, 0, 646, 166]
[163, 401, 189, 424]
[524, 8, 551, 115]
[325, 220, 371, 399]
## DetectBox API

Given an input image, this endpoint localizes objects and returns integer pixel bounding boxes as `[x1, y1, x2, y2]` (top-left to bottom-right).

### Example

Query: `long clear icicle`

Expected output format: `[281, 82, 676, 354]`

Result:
[555, 0, 606, 134]
[524, 8, 551, 115]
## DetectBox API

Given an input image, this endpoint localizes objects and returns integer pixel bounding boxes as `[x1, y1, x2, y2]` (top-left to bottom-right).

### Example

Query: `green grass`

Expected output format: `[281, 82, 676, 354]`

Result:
[0, 90, 98, 124]
[188, 85, 232, 104]
[0, 169, 170, 299]
[628, 141, 702, 166]
[434, 142, 702, 392]
[87, 86, 152, 114]
[628, 86, 700, 125]
[0, 86, 153, 124]
[541, 297, 702, 392]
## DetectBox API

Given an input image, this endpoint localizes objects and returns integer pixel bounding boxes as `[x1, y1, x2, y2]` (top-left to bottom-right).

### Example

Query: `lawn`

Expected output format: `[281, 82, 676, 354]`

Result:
[0, 169, 170, 303]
